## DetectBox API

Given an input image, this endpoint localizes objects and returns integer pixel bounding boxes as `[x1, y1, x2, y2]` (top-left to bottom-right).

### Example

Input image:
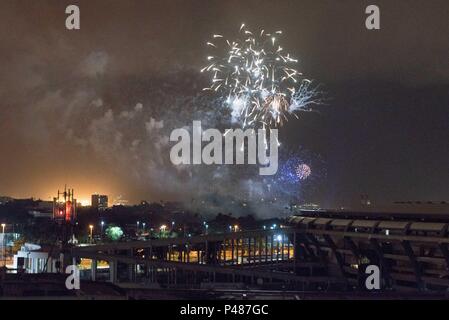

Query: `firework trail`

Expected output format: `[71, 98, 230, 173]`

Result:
[202, 23, 324, 128]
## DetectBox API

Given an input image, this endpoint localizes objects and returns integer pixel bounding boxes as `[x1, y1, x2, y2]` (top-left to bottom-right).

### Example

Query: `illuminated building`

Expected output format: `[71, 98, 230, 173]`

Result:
[12, 243, 61, 273]
[91, 194, 108, 210]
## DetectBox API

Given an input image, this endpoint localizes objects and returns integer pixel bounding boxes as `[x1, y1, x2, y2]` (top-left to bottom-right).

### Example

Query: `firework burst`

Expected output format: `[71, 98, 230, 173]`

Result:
[296, 163, 312, 180]
[202, 23, 323, 128]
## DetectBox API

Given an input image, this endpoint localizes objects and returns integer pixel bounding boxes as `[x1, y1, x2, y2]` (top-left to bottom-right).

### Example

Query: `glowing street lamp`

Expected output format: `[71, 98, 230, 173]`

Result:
[89, 225, 94, 243]
[1, 223, 5, 266]
[159, 224, 167, 238]
[234, 225, 239, 232]
[100, 221, 105, 233]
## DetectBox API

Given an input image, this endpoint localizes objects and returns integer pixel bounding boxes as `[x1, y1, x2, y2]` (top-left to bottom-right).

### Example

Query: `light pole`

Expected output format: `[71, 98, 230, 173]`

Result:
[89, 225, 94, 244]
[160, 225, 167, 238]
[1, 223, 6, 267]
[101, 221, 105, 234]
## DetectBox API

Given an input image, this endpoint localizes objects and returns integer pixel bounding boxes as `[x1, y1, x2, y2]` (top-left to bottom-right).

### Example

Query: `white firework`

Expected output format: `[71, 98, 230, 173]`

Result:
[202, 23, 323, 128]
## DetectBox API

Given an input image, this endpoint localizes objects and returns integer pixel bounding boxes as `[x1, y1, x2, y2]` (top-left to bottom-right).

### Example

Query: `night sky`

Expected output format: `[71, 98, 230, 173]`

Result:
[0, 0, 448, 210]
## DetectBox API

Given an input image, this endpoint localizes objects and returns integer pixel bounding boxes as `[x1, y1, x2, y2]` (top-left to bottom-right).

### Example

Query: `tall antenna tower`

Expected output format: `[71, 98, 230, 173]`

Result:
[53, 185, 77, 243]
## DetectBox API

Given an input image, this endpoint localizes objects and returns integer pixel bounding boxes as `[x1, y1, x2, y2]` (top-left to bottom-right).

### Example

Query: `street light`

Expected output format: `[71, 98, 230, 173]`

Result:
[89, 225, 94, 243]
[101, 221, 105, 233]
[1, 223, 5, 267]
[159, 225, 167, 238]
[142, 222, 146, 231]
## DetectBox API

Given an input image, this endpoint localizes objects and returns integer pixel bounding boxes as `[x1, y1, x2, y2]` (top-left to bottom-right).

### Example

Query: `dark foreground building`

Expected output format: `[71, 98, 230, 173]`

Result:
[0, 271, 126, 299]
[4, 207, 449, 299]
[70, 207, 449, 297]
[288, 208, 449, 292]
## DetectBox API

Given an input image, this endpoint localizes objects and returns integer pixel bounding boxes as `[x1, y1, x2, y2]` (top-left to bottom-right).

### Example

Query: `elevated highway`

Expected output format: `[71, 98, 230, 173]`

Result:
[72, 211, 449, 292]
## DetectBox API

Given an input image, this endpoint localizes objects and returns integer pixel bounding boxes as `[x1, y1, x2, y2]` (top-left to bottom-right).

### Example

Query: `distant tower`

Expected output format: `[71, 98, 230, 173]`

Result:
[53, 186, 77, 243]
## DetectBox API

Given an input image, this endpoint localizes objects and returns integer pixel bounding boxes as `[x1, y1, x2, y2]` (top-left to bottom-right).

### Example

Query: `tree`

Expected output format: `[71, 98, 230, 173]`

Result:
[105, 226, 123, 241]
[12, 237, 25, 254]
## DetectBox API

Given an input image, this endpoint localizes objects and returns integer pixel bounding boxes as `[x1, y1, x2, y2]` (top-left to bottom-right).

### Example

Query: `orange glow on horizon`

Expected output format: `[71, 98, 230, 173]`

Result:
[77, 199, 91, 206]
